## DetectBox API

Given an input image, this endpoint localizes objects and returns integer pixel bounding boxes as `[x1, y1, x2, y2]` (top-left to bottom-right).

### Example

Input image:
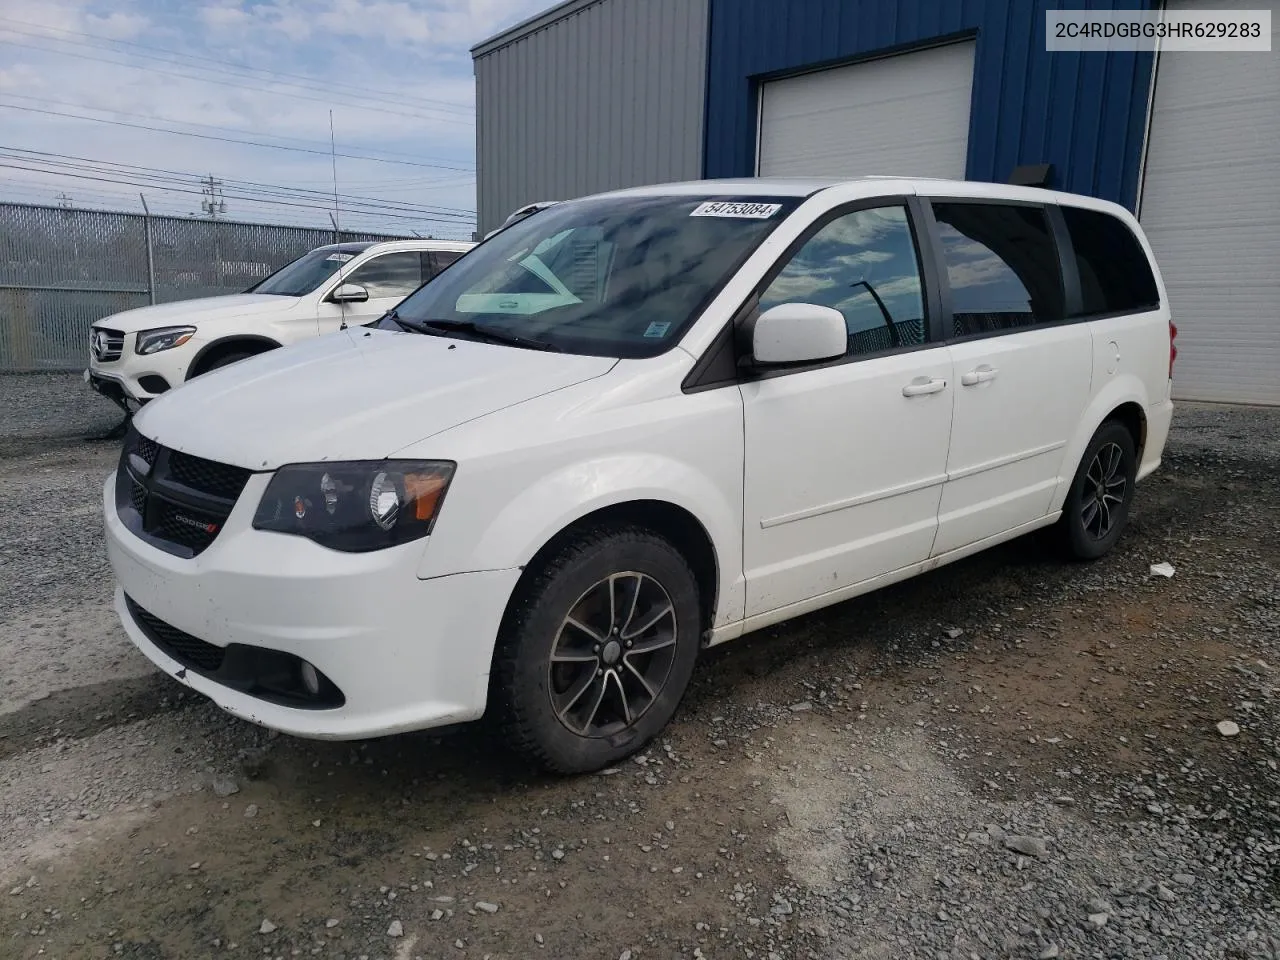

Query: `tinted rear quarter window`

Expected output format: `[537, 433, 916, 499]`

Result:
[1061, 206, 1160, 316]
[932, 202, 1065, 336]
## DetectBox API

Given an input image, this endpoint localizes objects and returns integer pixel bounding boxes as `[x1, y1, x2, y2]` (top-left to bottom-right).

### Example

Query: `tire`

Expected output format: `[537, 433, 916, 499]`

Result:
[1056, 420, 1138, 561]
[195, 351, 255, 377]
[492, 526, 702, 774]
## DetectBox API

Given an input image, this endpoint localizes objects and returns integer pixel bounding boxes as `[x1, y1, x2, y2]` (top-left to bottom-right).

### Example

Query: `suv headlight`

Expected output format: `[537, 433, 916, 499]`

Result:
[252, 460, 455, 552]
[136, 326, 197, 355]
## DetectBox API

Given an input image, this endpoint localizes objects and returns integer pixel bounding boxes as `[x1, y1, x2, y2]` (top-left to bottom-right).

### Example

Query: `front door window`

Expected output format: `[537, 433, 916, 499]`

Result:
[759, 205, 926, 358]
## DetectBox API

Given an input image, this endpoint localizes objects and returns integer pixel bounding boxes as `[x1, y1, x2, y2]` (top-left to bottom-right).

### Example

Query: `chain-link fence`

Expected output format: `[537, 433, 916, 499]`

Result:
[0, 202, 408, 371]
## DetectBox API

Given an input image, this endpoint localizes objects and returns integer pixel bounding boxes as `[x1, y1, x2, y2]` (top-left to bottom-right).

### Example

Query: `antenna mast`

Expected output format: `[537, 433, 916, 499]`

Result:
[329, 109, 341, 238]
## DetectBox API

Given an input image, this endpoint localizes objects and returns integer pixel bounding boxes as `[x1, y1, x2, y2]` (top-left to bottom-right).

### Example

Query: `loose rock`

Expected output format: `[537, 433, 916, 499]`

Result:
[1004, 834, 1048, 859]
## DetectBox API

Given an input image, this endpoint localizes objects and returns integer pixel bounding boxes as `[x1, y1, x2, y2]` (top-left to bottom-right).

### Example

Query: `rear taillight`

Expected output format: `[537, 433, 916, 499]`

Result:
[1169, 320, 1178, 379]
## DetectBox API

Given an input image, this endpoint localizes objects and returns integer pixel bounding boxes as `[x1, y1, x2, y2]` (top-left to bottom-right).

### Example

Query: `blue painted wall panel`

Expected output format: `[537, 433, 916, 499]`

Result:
[704, 0, 1155, 210]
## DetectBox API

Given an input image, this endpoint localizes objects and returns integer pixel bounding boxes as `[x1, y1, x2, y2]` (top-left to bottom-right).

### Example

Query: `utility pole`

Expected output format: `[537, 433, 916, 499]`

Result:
[200, 175, 226, 220]
[55, 191, 73, 208]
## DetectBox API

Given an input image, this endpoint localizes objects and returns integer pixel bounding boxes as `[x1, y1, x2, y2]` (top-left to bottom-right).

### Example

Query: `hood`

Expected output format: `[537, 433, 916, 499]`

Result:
[94, 294, 302, 334]
[131, 328, 618, 470]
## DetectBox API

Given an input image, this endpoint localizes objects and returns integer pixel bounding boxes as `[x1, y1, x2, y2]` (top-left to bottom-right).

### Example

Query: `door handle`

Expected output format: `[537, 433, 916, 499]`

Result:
[961, 365, 998, 386]
[902, 376, 947, 397]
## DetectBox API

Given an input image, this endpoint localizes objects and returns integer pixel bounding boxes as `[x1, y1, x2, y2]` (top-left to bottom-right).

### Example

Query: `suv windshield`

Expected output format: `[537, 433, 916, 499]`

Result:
[250, 244, 372, 296]
[384, 195, 800, 357]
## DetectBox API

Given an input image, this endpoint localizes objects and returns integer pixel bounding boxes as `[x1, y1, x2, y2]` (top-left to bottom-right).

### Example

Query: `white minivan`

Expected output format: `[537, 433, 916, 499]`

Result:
[86, 238, 473, 412]
[102, 177, 1175, 773]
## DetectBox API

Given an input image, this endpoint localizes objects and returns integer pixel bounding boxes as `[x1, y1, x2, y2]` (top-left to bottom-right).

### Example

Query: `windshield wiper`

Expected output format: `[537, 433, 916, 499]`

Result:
[414, 318, 562, 352]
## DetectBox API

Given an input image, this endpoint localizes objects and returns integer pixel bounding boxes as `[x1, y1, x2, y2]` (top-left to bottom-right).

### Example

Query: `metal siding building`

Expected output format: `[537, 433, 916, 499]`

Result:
[471, 0, 710, 234]
[703, 0, 1156, 210]
[472, 0, 1279, 405]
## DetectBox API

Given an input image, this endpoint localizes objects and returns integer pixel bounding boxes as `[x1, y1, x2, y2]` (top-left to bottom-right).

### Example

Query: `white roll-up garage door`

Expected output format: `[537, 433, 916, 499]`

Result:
[756, 40, 975, 180]
[1138, 0, 1279, 405]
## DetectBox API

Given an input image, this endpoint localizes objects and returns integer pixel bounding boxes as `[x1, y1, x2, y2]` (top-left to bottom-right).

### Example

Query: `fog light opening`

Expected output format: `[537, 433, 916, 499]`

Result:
[299, 661, 321, 697]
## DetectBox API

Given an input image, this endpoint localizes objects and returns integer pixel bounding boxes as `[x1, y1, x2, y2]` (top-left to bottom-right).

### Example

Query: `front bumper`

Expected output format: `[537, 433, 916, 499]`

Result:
[103, 471, 522, 739]
[87, 333, 197, 406]
[86, 369, 141, 411]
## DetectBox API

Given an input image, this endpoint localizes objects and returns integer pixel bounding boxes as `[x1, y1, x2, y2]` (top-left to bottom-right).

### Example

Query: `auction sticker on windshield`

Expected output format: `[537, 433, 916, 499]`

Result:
[690, 201, 782, 219]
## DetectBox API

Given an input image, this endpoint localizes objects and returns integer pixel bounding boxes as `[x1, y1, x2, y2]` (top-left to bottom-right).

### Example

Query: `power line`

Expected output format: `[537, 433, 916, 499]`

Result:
[1, 167, 474, 229]
[0, 35, 473, 126]
[0, 160, 473, 228]
[0, 147, 476, 216]
[0, 16, 475, 118]
[0, 92, 474, 170]
[0, 100, 476, 172]
[0, 182, 437, 231]
[1, 157, 474, 221]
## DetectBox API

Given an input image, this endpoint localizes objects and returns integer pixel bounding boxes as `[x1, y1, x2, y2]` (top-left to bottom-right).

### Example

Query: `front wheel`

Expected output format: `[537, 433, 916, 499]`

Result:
[1056, 420, 1137, 561]
[199, 351, 255, 375]
[491, 527, 702, 774]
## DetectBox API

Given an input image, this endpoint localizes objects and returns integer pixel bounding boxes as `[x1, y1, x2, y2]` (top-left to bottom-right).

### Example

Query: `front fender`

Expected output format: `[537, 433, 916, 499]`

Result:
[416, 453, 744, 628]
[1049, 373, 1151, 513]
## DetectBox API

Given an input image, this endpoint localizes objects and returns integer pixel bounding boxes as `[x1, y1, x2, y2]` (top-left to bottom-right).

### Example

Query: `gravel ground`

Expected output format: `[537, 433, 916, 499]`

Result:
[0, 373, 123, 453]
[0, 384, 1277, 959]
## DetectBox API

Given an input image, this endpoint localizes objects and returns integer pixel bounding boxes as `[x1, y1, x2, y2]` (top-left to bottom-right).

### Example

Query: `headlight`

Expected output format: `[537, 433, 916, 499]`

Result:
[252, 460, 455, 552]
[136, 326, 197, 355]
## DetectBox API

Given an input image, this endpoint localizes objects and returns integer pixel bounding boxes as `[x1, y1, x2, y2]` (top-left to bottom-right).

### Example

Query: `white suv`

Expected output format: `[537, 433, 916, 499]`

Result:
[85, 238, 473, 411]
[102, 178, 1175, 773]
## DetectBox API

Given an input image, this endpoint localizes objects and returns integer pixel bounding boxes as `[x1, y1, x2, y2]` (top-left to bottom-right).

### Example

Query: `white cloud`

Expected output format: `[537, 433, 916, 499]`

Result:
[83, 11, 149, 39]
[196, 5, 251, 31]
[0, 0, 552, 234]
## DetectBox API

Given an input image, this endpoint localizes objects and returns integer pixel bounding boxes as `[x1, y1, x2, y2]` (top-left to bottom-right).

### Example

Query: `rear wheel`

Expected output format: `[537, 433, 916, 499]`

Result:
[492, 526, 702, 774]
[1056, 420, 1137, 561]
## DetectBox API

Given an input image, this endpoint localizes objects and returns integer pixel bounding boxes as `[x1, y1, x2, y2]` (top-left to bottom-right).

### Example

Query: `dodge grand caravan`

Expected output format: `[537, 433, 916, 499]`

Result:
[103, 177, 1175, 773]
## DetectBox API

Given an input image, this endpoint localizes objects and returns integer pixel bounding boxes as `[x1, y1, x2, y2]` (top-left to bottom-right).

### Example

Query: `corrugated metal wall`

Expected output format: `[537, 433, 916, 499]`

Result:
[703, 0, 1157, 210]
[472, 0, 709, 234]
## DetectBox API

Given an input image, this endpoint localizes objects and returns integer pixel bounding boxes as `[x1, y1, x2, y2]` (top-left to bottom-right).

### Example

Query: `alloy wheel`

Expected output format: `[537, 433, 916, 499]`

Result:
[547, 571, 678, 738]
[1080, 441, 1127, 540]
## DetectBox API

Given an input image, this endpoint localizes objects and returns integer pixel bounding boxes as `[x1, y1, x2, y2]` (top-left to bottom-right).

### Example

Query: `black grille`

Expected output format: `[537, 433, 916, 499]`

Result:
[152, 500, 224, 553]
[168, 451, 251, 500]
[129, 477, 147, 514]
[136, 433, 159, 466]
[127, 597, 225, 672]
[117, 426, 252, 558]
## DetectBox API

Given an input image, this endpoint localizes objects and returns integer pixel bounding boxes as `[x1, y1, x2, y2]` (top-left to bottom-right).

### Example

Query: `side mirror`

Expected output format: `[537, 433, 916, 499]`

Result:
[329, 283, 369, 304]
[751, 303, 847, 365]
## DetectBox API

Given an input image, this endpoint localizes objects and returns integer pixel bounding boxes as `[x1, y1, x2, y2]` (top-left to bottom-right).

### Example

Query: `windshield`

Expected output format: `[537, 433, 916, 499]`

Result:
[383, 194, 801, 357]
[250, 245, 371, 296]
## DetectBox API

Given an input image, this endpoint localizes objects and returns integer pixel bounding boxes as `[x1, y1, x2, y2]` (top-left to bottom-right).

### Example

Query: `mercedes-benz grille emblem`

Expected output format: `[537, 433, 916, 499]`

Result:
[91, 329, 107, 360]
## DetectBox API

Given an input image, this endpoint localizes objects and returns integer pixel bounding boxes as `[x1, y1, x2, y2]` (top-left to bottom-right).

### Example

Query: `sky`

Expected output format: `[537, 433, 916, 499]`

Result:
[0, 0, 551, 238]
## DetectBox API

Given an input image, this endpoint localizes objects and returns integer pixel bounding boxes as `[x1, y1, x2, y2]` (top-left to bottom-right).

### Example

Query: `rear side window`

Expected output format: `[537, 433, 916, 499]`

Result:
[932, 202, 1065, 337]
[1060, 206, 1160, 316]
[423, 250, 464, 278]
